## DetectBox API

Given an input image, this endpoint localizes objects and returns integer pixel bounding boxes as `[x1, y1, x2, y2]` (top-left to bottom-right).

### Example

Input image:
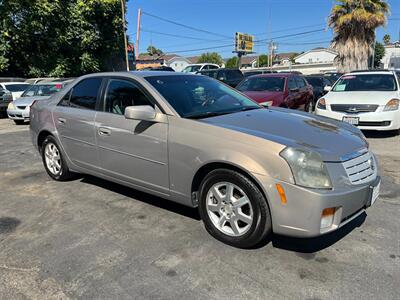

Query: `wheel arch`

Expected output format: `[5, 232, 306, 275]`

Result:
[191, 161, 271, 211]
[37, 130, 53, 152]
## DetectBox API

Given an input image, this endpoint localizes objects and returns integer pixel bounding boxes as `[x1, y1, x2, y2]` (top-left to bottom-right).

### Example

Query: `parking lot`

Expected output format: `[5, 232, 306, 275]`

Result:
[0, 118, 399, 299]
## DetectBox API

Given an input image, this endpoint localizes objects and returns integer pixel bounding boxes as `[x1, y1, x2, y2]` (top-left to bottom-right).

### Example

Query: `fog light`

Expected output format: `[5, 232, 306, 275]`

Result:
[320, 207, 336, 229]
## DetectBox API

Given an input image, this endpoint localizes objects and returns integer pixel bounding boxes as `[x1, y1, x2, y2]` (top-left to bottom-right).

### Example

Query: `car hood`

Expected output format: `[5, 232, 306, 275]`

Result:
[13, 96, 51, 106]
[325, 91, 398, 105]
[242, 91, 283, 103]
[201, 108, 367, 162]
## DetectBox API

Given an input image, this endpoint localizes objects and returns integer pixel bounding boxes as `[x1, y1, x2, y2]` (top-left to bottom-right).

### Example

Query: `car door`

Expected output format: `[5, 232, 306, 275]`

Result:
[95, 78, 169, 194]
[53, 77, 103, 170]
[295, 76, 308, 109]
[286, 76, 300, 108]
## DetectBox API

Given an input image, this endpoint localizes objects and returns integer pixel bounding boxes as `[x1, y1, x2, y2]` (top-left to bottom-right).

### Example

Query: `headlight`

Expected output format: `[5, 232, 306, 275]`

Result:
[7, 102, 15, 110]
[383, 99, 399, 111]
[316, 98, 326, 110]
[280, 147, 332, 189]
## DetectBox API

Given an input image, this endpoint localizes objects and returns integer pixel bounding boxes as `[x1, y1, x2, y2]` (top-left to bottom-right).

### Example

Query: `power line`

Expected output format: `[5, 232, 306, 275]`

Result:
[256, 29, 326, 43]
[255, 23, 327, 36]
[141, 11, 231, 39]
[141, 28, 231, 42]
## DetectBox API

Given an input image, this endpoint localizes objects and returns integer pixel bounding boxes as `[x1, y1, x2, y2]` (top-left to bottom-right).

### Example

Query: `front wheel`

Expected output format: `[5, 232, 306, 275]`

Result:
[41, 136, 73, 181]
[198, 169, 272, 248]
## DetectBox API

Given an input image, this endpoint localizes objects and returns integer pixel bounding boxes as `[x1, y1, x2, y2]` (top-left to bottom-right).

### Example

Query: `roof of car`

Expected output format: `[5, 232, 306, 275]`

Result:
[346, 70, 394, 76]
[0, 82, 30, 85]
[246, 73, 297, 79]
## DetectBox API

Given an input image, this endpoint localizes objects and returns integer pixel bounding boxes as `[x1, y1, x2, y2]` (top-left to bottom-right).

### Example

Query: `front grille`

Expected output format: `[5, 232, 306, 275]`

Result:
[331, 104, 378, 113]
[16, 106, 26, 110]
[342, 151, 375, 185]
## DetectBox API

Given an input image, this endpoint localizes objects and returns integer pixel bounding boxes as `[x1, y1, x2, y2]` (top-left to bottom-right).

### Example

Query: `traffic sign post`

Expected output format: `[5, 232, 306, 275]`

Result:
[234, 32, 255, 68]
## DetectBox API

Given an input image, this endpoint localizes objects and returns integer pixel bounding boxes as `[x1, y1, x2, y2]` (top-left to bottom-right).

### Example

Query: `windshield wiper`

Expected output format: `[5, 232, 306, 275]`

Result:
[185, 107, 261, 119]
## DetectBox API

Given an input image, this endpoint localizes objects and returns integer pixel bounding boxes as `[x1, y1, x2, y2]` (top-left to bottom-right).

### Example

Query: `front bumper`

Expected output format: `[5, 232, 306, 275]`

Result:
[7, 107, 30, 120]
[315, 107, 400, 131]
[255, 173, 380, 238]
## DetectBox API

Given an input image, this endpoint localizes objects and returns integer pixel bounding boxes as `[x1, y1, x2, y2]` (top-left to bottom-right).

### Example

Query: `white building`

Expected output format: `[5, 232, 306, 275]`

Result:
[164, 55, 192, 72]
[382, 42, 400, 69]
[294, 48, 337, 64]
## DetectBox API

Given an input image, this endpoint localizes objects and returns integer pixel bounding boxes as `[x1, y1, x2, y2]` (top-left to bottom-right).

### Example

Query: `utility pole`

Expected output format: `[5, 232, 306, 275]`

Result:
[121, 0, 129, 71]
[136, 8, 142, 60]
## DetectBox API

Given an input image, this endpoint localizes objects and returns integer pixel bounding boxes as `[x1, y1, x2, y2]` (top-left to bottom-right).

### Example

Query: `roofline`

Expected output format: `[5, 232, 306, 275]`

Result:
[294, 48, 337, 60]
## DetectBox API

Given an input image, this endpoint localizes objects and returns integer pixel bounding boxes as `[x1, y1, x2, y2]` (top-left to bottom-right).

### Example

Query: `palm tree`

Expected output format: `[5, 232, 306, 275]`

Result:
[329, 0, 390, 72]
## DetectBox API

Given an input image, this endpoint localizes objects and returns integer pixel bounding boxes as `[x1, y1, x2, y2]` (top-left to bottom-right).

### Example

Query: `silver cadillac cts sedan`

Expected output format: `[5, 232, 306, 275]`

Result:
[30, 72, 380, 248]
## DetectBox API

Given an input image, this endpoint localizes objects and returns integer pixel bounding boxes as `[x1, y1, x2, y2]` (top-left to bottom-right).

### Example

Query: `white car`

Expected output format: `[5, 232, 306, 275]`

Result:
[0, 82, 31, 100]
[182, 63, 219, 74]
[315, 71, 400, 132]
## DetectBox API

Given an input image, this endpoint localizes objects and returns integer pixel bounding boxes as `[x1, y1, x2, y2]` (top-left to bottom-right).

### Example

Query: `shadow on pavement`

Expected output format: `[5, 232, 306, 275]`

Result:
[271, 212, 367, 253]
[362, 130, 399, 139]
[80, 175, 201, 221]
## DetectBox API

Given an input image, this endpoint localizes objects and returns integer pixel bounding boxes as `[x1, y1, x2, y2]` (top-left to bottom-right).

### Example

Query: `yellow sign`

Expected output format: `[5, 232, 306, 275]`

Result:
[235, 32, 254, 53]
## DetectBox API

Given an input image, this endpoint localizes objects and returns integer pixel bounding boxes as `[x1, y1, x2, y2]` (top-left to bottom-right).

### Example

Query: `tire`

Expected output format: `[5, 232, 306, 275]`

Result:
[41, 135, 73, 181]
[13, 120, 25, 125]
[305, 99, 313, 113]
[198, 169, 272, 248]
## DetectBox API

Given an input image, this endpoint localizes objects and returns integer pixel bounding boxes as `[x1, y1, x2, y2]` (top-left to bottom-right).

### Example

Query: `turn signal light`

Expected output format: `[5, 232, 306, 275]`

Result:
[320, 207, 336, 229]
[276, 184, 287, 205]
[383, 99, 399, 111]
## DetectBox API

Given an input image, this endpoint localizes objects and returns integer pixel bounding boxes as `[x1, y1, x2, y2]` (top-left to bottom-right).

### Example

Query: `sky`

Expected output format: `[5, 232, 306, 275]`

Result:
[126, 0, 400, 58]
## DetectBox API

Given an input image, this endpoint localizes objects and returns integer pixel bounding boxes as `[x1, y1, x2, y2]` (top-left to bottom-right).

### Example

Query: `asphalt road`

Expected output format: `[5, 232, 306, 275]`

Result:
[0, 118, 399, 299]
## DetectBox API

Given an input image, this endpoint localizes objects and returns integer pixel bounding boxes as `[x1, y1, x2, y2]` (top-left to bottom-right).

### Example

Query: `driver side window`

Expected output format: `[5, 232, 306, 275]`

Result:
[104, 79, 153, 115]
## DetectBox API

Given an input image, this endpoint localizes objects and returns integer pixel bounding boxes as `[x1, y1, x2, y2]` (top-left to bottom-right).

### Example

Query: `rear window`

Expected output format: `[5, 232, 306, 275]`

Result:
[4, 84, 30, 92]
[226, 70, 243, 80]
[332, 74, 397, 92]
[22, 84, 63, 97]
[306, 77, 323, 86]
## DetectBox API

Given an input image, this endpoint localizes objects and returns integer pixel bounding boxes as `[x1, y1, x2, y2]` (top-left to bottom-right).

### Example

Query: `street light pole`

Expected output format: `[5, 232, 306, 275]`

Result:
[121, 0, 129, 71]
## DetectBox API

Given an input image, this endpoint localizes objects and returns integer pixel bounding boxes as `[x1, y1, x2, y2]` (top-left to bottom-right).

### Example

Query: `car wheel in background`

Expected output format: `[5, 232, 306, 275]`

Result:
[198, 169, 272, 248]
[13, 120, 25, 125]
[41, 135, 73, 181]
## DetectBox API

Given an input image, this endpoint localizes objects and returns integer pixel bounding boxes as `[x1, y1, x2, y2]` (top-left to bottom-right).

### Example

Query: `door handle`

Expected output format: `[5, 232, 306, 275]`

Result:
[98, 127, 111, 136]
[58, 117, 66, 124]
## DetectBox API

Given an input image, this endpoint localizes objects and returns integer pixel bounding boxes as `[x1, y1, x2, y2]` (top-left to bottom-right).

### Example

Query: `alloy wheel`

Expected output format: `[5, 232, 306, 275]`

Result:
[206, 182, 254, 237]
[44, 142, 61, 175]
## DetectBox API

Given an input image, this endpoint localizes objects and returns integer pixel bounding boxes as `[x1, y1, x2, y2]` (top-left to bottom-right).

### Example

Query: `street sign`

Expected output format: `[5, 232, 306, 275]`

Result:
[235, 32, 254, 53]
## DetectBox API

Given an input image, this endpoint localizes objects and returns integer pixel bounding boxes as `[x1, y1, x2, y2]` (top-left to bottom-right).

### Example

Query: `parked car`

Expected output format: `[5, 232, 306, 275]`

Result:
[323, 72, 343, 85]
[243, 70, 277, 77]
[30, 72, 380, 248]
[0, 88, 13, 115]
[7, 82, 66, 124]
[315, 70, 400, 133]
[182, 63, 219, 74]
[236, 73, 314, 111]
[0, 82, 30, 100]
[197, 68, 244, 87]
[305, 75, 333, 110]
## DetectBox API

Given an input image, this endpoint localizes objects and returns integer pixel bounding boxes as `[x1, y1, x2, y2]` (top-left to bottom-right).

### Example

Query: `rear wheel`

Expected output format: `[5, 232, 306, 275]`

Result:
[13, 120, 25, 125]
[198, 169, 272, 248]
[41, 136, 73, 181]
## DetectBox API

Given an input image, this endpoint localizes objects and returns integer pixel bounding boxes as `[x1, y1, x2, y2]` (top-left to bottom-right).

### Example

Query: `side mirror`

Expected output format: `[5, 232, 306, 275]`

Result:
[324, 85, 332, 92]
[124, 105, 156, 121]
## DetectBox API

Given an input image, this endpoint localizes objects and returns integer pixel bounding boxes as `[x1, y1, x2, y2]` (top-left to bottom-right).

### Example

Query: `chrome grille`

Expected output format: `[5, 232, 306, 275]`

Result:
[342, 151, 375, 185]
[331, 104, 378, 113]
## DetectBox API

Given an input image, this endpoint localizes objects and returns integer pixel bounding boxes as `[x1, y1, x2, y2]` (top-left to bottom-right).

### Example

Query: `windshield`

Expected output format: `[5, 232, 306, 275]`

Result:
[145, 75, 261, 118]
[182, 65, 201, 73]
[306, 77, 323, 87]
[332, 74, 397, 92]
[237, 77, 285, 92]
[4, 84, 30, 92]
[21, 84, 63, 97]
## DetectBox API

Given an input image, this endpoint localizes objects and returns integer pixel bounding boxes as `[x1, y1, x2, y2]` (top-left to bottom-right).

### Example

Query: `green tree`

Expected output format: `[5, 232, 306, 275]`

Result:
[258, 54, 269, 67]
[328, 0, 389, 72]
[0, 0, 127, 77]
[197, 52, 223, 65]
[373, 41, 385, 68]
[383, 34, 391, 45]
[225, 57, 239, 68]
[147, 45, 163, 56]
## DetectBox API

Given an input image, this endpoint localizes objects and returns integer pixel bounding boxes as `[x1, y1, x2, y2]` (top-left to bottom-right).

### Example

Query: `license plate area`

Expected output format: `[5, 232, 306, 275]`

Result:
[342, 116, 359, 125]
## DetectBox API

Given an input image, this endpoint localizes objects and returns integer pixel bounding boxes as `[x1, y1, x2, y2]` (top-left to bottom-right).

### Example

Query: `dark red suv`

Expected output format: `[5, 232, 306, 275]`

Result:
[236, 73, 314, 111]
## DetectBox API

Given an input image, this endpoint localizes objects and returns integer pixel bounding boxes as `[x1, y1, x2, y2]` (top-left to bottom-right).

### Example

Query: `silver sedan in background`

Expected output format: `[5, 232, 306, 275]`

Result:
[30, 72, 380, 248]
[7, 82, 68, 125]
